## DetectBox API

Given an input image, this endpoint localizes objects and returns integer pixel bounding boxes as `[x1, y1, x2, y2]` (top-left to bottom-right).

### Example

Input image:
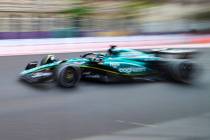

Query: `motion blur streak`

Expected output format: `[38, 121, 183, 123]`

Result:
[0, 0, 210, 39]
[0, 35, 210, 56]
[0, 48, 209, 140]
[0, 0, 210, 140]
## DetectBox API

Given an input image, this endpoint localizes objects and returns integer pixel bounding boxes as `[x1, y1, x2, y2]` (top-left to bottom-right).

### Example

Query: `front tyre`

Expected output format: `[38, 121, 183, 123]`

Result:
[56, 64, 81, 88]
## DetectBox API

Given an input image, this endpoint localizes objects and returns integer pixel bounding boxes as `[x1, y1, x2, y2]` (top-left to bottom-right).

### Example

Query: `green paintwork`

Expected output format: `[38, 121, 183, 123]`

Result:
[20, 48, 160, 76]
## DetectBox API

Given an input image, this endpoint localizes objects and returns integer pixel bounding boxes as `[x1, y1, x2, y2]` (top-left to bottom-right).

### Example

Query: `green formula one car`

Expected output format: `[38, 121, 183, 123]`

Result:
[20, 45, 197, 87]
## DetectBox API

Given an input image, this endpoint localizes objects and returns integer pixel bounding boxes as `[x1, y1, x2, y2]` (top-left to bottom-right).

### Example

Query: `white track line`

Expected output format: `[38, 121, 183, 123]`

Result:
[115, 120, 156, 127]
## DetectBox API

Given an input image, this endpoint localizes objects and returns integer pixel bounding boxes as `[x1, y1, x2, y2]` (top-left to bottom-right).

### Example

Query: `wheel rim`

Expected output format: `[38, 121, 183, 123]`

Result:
[180, 63, 193, 80]
[63, 68, 74, 83]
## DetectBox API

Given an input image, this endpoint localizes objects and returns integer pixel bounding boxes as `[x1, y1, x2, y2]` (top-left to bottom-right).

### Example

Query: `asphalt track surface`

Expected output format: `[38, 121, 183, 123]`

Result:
[0, 49, 210, 140]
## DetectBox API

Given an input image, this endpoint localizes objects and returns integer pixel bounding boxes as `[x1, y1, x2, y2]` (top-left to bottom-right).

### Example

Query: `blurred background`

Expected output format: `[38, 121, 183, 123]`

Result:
[0, 0, 210, 39]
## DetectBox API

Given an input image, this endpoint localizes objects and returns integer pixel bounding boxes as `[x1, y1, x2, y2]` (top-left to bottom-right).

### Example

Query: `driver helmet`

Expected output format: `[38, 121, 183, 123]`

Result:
[108, 45, 117, 55]
[45, 55, 58, 64]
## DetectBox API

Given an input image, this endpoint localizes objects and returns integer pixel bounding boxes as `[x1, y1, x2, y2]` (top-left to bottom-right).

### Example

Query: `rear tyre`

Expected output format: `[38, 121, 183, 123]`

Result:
[56, 64, 81, 88]
[165, 60, 196, 83]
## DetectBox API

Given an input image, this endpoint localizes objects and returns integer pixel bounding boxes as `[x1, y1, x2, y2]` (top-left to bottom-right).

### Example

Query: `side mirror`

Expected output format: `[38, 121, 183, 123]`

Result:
[25, 61, 38, 70]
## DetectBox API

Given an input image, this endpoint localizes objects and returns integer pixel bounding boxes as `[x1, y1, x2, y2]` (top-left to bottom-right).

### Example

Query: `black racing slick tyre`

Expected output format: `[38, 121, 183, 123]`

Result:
[165, 60, 196, 83]
[56, 64, 81, 88]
